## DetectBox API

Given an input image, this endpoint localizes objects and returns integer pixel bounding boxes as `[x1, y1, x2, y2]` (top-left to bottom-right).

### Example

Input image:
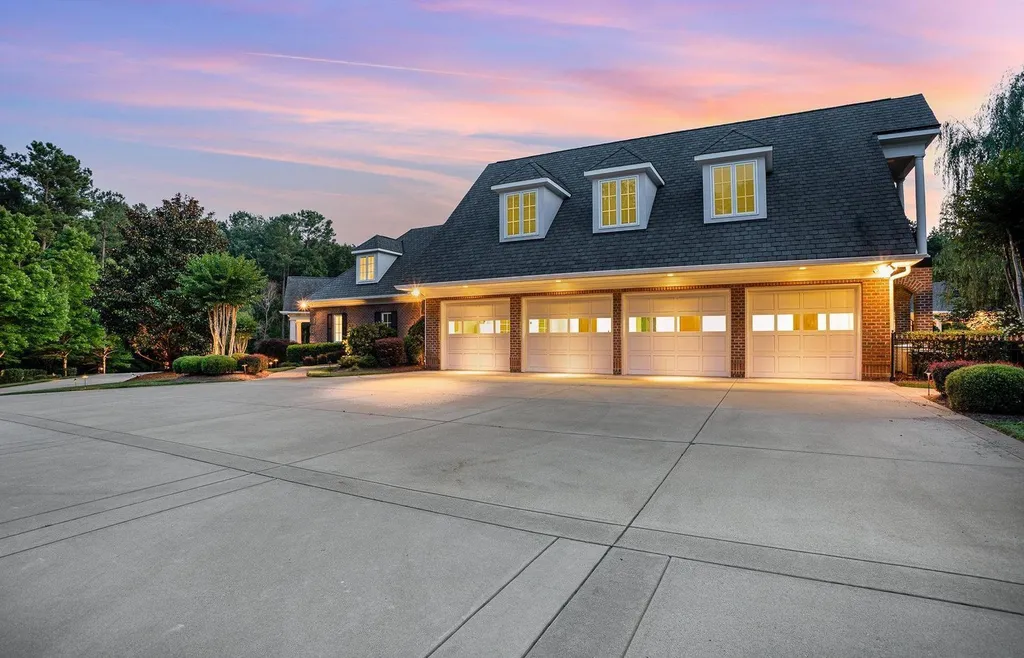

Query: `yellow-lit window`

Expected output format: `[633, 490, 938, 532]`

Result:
[735, 162, 755, 214]
[497, 319, 510, 334]
[570, 318, 592, 333]
[679, 315, 701, 332]
[601, 180, 617, 227]
[829, 313, 855, 330]
[801, 313, 826, 331]
[479, 320, 495, 334]
[522, 191, 537, 234]
[462, 320, 480, 334]
[358, 254, 376, 282]
[506, 194, 520, 236]
[713, 165, 733, 216]
[620, 177, 637, 224]
[529, 318, 547, 333]
[549, 318, 569, 333]
[448, 320, 462, 335]
[628, 317, 654, 332]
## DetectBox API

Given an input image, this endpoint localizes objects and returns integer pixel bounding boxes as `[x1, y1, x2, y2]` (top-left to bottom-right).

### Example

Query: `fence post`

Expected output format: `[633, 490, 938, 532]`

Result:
[890, 331, 896, 381]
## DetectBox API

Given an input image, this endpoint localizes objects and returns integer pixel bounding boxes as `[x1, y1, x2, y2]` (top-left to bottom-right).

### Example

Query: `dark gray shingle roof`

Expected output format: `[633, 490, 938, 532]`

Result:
[354, 234, 404, 253]
[407, 94, 938, 285]
[283, 276, 332, 311]
[310, 225, 441, 301]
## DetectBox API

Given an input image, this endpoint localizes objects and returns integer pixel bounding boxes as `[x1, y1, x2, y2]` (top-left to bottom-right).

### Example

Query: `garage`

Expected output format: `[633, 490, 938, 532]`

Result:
[625, 291, 730, 376]
[748, 286, 859, 379]
[443, 300, 510, 371]
[525, 296, 613, 374]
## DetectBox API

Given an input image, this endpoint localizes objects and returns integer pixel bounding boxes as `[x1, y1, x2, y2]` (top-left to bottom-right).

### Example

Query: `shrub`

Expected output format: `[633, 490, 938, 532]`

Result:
[404, 316, 425, 365]
[928, 360, 976, 394]
[285, 342, 346, 363]
[373, 337, 407, 367]
[339, 354, 378, 369]
[347, 323, 396, 357]
[945, 364, 1024, 414]
[200, 355, 237, 375]
[302, 355, 316, 366]
[252, 338, 294, 362]
[0, 368, 50, 384]
[172, 356, 204, 374]
[236, 354, 270, 374]
[315, 351, 342, 365]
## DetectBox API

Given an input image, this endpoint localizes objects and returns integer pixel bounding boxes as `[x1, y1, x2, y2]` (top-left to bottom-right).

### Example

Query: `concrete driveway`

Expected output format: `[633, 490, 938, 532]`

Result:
[0, 372, 1021, 657]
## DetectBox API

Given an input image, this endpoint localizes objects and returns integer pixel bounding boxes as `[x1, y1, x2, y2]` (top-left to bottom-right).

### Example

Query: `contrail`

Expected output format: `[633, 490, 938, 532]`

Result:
[246, 51, 528, 81]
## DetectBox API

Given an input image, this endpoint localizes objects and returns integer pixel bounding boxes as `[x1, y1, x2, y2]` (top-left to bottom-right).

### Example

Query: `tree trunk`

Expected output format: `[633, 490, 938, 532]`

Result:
[62, 354, 68, 377]
[1005, 231, 1024, 325]
[101, 351, 107, 374]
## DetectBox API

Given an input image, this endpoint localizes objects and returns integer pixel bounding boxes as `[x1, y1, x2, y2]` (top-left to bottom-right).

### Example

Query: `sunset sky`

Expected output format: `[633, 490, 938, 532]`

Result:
[2, 0, 1022, 244]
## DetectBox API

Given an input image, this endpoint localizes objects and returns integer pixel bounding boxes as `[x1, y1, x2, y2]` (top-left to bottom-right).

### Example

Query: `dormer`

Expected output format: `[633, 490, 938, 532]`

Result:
[583, 147, 664, 233]
[490, 161, 570, 242]
[352, 235, 403, 284]
[694, 130, 772, 224]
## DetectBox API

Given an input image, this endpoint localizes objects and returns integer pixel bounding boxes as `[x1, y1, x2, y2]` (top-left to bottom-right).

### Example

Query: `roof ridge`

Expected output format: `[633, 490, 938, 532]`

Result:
[697, 128, 768, 155]
[493, 94, 927, 165]
[588, 144, 648, 170]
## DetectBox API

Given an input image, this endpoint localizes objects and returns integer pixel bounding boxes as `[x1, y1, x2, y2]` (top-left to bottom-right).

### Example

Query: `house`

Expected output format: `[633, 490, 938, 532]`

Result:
[286, 95, 938, 380]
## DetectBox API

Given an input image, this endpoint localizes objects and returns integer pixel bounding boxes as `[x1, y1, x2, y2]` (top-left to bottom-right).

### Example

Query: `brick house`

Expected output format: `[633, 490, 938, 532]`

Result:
[285, 95, 938, 380]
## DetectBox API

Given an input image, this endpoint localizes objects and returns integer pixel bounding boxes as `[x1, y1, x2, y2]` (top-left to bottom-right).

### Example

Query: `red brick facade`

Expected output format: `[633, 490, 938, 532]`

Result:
[423, 277, 898, 380]
[894, 265, 933, 332]
[309, 301, 423, 344]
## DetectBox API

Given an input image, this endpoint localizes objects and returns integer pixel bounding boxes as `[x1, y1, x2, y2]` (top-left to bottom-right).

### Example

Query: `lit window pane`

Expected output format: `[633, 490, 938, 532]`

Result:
[506, 194, 520, 236]
[528, 318, 544, 333]
[702, 315, 727, 332]
[569, 318, 580, 333]
[596, 317, 611, 333]
[777, 314, 795, 331]
[628, 317, 638, 332]
[522, 191, 537, 234]
[463, 320, 480, 334]
[752, 314, 775, 331]
[801, 313, 825, 331]
[479, 320, 495, 334]
[497, 319, 510, 334]
[713, 165, 732, 216]
[628, 316, 653, 332]
[549, 318, 569, 333]
[620, 177, 637, 225]
[679, 315, 700, 332]
[829, 312, 855, 330]
[601, 180, 617, 226]
[735, 162, 755, 214]
[655, 316, 675, 332]
[448, 321, 461, 335]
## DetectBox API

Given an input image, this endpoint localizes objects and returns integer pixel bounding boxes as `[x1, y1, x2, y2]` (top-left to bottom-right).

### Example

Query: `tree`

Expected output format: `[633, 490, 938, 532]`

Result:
[90, 331, 133, 374]
[87, 190, 128, 268]
[947, 150, 1024, 323]
[254, 281, 280, 339]
[95, 194, 227, 368]
[178, 253, 266, 355]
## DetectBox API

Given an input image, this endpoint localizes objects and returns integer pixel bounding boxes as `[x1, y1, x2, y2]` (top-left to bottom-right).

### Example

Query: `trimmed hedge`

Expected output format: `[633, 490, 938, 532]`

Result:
[928, 360, 975, 394]
[347, 323, 396, 357]
[338, 354, 378, 369]
[236, 354, 270, 373]
[200, 355, 238, 375]
[405, 316, 425, 365]
[252, 338, 294, 362]
[0, 368, 50, 384]
[946, 364, 1024, 414]
[374, 337, 407, 367]
[285, 342, 346, 363]
[172, 356, 204, 374]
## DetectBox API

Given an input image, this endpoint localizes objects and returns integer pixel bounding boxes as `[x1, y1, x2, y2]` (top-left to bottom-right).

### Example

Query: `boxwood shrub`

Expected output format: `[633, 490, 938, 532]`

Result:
[945, 364, 1024, 414]
[373, 337, 407, 367]
[252, 338, 294, 362]
[285, 342, 346, 363]
[171, 356, 204, 374]
[928, 360, 976, 394]
[347, 323, 396, 357]
[0, 368, 50, 384]
[338, 354, 378, 369]
[236, 354, 270, 374]
[200, 355, 238, 375]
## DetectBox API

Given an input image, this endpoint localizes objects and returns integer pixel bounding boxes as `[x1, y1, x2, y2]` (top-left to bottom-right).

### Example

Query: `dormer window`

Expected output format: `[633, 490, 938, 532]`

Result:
[357, 254, 376, 282]
[504, 190, 538, 238]
[599, 176, 638, 228]
[695, 146, 771, 223]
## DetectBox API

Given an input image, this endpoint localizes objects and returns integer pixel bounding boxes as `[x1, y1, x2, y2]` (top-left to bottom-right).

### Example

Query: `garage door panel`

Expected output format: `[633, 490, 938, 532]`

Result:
[778, 292, 802, 310]
[752, 335, 777, 352]
[625, 292, 730, 376]
[750, 293, 776, 312]
[777, 335, 802, 352]
[525, 296, 614, 374]
[444, 300, 510, 372]
[829, 334, 856, 351]
[829, 288, 855, 308]
[801, 291, 828, 309]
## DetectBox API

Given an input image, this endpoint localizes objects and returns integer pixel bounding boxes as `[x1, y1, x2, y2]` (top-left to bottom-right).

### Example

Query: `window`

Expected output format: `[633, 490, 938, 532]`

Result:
[711, 161, 758, 219]
[752, 314, 775, 331]
[679, 315, 700, 332]
[549, 318, 569, 333]
[505, 190, 538, 238]
[379, 311, 392, 327]
[702, 315, 727, 332]
[332, 314, 346, 342]
[595, 317, 612, 333]
[777, 314, 796, 332]
[529, 318, 548, 333]
[829, 313, 855, 330]
[480, 320, 495, 334]
[599, 176, 639, 228]
[448, 320, 461, 335]
[497, 319, 511, 334]
[655, 316, 675, 332]
[566, 317, 612, 333]
[357, 254, 376, 282]
[802, 313, 826, 331]
[628, 317, 653, 332]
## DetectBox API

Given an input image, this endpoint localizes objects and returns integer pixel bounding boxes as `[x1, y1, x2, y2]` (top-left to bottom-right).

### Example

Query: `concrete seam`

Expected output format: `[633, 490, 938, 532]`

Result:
[691, 440, 1024, 468]
[620, 554, 671, 657]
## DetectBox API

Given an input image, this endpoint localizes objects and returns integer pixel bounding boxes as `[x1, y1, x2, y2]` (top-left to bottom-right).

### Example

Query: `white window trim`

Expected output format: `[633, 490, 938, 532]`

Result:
[596, 175, 640, 230]
[356, 254, 377, 283]
[501, 189, 541, 240]
[701, 157, 768, 223]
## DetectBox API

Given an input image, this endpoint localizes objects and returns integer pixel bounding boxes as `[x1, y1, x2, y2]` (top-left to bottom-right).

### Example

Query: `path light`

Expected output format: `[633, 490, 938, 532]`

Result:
[81, 374, 88, 388]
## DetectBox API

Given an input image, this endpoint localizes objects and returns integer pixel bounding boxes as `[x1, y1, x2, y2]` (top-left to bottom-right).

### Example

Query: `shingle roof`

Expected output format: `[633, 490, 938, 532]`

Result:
[698, 129, 767, 154]
[310, 225, 442, 301]
[407, 94, 938, 285]
[589, 145, 650, 169]
[354, 234, 404, 253]
[283, 276, 331, 311]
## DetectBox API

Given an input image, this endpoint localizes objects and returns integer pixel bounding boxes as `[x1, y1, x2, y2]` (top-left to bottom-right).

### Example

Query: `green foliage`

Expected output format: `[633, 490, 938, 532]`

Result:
[234, 310, 259, 352]
[347, 323, 396, 357]
[95, 194, 226, 368]
[200, 355, 237, 375]
[932, 222, 1011, 317]
[252, 338, 294, 362]
[285, 342, 346, 362]
[338, 354, 378, 369]
[179, 252, 267, 308]
[236, 353, 270, 373]
[172, 355, 204, 374]
[945, 364, 1024, 414]
[373, 337, 407, 367]
[902, 330, 1003, 340]
[927, 361, 976, 394]
[0, 368, 50, 384]
[404, 316, 425, 365]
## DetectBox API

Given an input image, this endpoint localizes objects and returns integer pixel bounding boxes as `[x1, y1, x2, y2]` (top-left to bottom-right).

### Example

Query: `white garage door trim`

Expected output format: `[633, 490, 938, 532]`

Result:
[523, 295, 614, 374]
[441, 299, 510, 371]
[746, 285, 861, 380]
[624, 290, 731, 376]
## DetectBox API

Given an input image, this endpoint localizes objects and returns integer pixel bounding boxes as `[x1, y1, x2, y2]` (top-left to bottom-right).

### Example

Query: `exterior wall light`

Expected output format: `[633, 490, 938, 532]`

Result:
[298, 300, 309, 310]
[411, 288, 421, 297]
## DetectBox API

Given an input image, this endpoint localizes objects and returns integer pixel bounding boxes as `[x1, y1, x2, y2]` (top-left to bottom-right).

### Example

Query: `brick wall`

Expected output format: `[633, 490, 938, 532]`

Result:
[310, 301, 423, 343]
[894, 287, 912, 333]
[729, 285, 745, 377]
[509, 294, 522, 372]
[861, 278, 891, 380]
[612, 292, 622, 375]
[424, 299, 441, 370]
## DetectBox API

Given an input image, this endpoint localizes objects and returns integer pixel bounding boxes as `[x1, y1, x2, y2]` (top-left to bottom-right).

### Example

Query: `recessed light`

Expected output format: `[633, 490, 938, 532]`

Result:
[667, 273, 675, 277]
[462, 285, 468, 288]
[798, 266, 807, 270]
[555, 279, 562, 283]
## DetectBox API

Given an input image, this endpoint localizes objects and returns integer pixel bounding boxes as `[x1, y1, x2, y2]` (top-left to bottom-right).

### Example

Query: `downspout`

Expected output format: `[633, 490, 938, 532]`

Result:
[889, 265, 912, 333]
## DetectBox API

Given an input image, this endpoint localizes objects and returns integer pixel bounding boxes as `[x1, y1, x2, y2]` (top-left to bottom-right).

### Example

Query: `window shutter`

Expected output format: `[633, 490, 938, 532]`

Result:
[390, 310, 398, 331]
[327, 314, 334, 342]
[373, 311, 382, 324]
[341, 312, 348, 338]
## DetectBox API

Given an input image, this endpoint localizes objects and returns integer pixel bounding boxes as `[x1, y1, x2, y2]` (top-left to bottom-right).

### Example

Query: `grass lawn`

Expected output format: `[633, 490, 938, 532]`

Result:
[895, 380, 932, 389]
[2, 372, 265, 395]
[268, 365, 297, 373]
[0, 377, 59, 390]
[982, 420, 1024, 441]
[307, 365, 422, 378]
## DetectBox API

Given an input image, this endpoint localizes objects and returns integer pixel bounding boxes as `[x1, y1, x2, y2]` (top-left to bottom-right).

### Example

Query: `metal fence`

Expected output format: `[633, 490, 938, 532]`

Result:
[891, 332, 1024, 380]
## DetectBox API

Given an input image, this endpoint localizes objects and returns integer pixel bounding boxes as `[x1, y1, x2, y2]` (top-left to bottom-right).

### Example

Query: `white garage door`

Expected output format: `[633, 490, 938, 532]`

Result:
[625, 292, 730, 376]
[748, 287, 859, 379]
[443, 300, 510, 371]
[525, 296, 613, 374]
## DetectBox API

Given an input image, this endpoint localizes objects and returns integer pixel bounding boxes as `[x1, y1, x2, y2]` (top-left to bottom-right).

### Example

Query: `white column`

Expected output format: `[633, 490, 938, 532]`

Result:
[914, 155, 927, 254]
[896, 178, 905, 210]
[289, 318, 298, 342]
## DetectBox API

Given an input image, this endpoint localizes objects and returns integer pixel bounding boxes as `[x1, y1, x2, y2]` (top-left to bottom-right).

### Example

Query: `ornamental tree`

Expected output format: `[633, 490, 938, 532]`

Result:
[178, 253, 266, 355]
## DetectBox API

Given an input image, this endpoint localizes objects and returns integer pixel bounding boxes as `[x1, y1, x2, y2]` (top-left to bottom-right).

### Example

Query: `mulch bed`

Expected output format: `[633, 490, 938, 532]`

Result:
[130, 371, 270, 383]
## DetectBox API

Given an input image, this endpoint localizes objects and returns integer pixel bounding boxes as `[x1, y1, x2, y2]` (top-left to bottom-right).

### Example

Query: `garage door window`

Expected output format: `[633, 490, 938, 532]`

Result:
[701, 315, 727, 332]
[451, 319, 509, 334]
[829, 313, 855, 330]
[752, 314, 775, 331]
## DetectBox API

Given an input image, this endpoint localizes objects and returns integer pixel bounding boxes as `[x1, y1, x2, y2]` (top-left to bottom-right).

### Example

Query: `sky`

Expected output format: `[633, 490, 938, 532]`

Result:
[2, 0, 1022, 245]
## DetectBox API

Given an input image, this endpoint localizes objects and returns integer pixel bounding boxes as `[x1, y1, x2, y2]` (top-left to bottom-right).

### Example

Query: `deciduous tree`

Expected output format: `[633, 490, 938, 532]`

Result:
[178, 253, 266, 356]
